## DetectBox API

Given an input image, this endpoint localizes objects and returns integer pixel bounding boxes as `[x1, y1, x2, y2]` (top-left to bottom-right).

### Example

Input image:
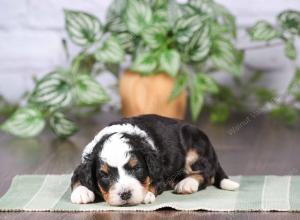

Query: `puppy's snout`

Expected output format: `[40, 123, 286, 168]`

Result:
[119, 190, 132, 201]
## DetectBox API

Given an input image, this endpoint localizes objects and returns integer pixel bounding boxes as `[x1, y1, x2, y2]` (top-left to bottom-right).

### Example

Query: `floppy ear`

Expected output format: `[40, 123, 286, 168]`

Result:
[142, 147, 166, 194]
[143, 148, 162, 181]
[71, 156, 98, 193]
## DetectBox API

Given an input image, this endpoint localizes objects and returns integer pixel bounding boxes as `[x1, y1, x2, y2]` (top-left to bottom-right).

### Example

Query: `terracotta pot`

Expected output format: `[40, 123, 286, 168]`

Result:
[119, 71, 187, 119]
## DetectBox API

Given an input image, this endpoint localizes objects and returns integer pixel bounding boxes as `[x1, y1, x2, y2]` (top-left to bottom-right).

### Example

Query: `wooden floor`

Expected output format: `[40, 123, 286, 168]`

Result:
[0, 112, 300, 219]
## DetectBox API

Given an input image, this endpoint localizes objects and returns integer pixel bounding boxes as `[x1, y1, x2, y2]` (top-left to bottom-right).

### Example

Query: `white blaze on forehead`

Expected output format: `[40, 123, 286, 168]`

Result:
[82, 123, 155, 162]
[100, 133, 131, 167]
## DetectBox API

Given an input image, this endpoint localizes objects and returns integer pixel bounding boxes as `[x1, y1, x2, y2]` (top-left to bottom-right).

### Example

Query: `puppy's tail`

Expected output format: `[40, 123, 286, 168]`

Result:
[214, 164, 240, 191]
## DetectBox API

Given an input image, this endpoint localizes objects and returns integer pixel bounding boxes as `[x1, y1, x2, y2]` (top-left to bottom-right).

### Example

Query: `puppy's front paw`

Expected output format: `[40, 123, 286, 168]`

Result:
[174, 177, 199, 194]
[143, 191, 156, 204]
[71, 185, 95, 204]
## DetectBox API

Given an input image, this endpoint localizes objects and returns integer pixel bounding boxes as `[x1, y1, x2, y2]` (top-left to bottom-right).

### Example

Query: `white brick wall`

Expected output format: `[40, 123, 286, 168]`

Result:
[0, 0, 299, 102]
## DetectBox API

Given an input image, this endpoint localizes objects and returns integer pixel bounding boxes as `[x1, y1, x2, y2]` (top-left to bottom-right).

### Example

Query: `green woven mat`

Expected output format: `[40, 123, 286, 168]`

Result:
[0, 175, 299, 212]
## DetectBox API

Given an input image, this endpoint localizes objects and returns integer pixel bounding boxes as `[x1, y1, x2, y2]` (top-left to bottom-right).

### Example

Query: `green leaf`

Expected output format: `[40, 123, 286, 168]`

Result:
[278, 10, 300, 35]
[167, 0, 184, 27]
[125, 0, 152, 34]
[73, 74, 110, 105]
[211, 38, 243, 76]
[1, 107, 45, 137]
[64, 10, 103, 46]
[194, 73, 219, 93]
[49, 112, 78, 138]
[169, 73, 188, 101]
[271, 105, 298, 125]
[153, 7, 169, 29]
[255, 88, 276, 105]
[29, 71, 72, 107]
[142, 24, 167, 49]
[215, 4, 237, 38]
[106, 0, 127, 24]
[210, 103, 230, 123]
[288, 68, 300, 95]
[190, 85, 204, 121]
[284, 38, 297, 60]
[131, 52, 157, 74]
[248, 21, 280, 41]
[184, 23, 211, 62]
[115, 32, 135, 52]
[94, 36, 125, 63]
[159, 49, 180, 77]
[174, 14, 205, 44]
[189, 0, 215, 15]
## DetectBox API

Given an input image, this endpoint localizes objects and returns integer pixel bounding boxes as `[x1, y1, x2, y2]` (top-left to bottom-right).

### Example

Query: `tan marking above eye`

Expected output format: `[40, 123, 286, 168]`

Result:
[128, 158, 138, 168]
[100, 163, 109, 174]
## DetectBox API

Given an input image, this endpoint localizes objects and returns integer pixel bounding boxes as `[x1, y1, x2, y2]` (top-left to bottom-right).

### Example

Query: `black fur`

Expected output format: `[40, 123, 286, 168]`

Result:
[71, 114, 231, 201]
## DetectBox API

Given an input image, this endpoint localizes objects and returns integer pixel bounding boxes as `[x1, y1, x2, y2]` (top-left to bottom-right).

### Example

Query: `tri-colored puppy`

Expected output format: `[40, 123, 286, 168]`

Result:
[70, 114, 239, 206]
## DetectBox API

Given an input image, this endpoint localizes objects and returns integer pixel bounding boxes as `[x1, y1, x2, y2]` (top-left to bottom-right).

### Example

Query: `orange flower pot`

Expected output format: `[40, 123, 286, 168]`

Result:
[119, 71, 187, 119]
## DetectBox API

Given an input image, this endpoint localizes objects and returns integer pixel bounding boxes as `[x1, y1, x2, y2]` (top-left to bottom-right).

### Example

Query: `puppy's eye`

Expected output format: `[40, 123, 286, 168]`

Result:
[100, 171, 109, 178]
[132, 166, 142, 172]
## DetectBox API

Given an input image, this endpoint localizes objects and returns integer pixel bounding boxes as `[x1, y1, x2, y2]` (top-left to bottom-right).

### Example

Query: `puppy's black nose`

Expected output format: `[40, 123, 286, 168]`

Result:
[119, 190, 132, 201]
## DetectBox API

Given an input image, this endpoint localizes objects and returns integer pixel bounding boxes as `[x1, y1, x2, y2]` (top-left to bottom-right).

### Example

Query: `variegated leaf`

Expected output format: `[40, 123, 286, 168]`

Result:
[106, 0, 128, 24]
[175, 14, 206, 44]
[190, 84, 204, 121]
[125, 0, 152, 34]
[115, 32, 135, 52]
[211, 38, 243, 76]
[185, 23, 211, 62]
[1, 107, 45, 137]
[73, 74, 110, 105]
[95, 36, 125, 63]
[29, 71, 72, 107]
[131, 52, 157, 74]
[49, 112, 78, 138]
[142, 24, 167, 49]
[167, 0, 184, 26]
[169, 73, 188, 101]
[65, 10, 103, 46]
[189, 0, 215, 16]
[194, 73, 219, 93]
[285, 38, 297, 60]
[278, 10, 300, 35]
[159, 49, 180, 77]
[248, 21, 280, 41]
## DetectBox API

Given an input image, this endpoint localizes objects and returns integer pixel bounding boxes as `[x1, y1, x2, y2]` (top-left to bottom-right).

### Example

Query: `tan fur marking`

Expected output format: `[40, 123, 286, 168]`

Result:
[100, 163, 109, 174]
[71, 181, 81, 190]
[128, 158, 138, 168]
[185, 149, 199, 174]
[210, 176, 215, 184]
[189, 174, 204, 184]
[99, 185, 109, 202]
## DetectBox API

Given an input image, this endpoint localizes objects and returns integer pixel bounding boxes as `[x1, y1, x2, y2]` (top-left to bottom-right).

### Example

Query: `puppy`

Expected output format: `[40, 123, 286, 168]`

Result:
[70, 114, 239, 206]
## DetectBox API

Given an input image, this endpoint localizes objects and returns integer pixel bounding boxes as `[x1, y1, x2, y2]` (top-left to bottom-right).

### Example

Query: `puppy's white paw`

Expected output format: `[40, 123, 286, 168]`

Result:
[175, 177, 199, 194]
[143, 191, 156, 204]
[71, 185, 95, 204]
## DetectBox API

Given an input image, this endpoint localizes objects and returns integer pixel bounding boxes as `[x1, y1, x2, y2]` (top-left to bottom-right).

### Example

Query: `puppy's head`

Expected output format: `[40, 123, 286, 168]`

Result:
[94, 133, 154, 206]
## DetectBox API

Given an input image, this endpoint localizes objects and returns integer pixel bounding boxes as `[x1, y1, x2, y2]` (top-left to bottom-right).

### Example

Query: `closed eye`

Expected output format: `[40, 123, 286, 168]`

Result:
[100, 170, 109, 178]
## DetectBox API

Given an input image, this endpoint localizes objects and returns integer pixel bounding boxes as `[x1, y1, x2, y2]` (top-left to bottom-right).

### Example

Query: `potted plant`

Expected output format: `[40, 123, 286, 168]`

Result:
[106, 0, 243, 119]
[0, 0, 243, 138]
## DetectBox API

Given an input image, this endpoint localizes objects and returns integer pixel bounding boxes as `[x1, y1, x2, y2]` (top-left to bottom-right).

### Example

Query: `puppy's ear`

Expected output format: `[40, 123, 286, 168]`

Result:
[179, 124, 209, 150]
[144, 148, 162, 180]
[71, 157, 98, 193]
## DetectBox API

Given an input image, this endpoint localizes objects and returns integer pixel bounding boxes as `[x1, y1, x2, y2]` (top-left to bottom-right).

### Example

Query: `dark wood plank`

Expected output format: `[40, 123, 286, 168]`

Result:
[0, 112, 300, 219]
